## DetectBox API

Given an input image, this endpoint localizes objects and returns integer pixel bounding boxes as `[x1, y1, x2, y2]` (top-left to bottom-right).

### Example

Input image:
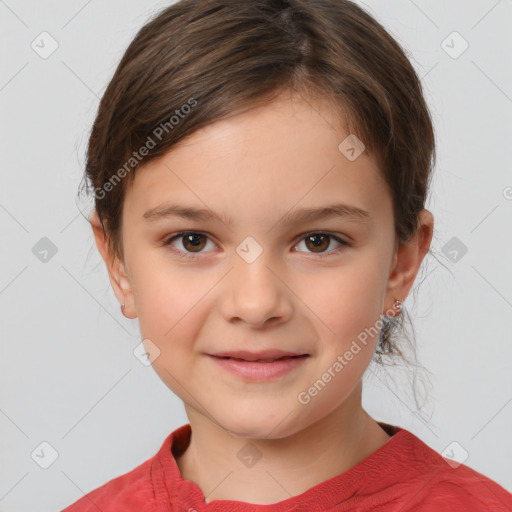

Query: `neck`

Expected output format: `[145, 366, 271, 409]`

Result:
[175, 383, 391, 505]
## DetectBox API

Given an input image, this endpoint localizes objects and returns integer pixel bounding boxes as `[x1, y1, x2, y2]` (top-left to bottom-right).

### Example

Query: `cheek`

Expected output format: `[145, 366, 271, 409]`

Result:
[299, 261, 386, 340]
[132, 264, 212, 391]
[128, 252, 209, 344]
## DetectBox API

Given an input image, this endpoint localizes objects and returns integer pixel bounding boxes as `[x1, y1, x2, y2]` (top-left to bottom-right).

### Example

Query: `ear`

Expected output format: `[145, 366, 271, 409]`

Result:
[89, 209, 137, 319]
[384, 209, 434, 316]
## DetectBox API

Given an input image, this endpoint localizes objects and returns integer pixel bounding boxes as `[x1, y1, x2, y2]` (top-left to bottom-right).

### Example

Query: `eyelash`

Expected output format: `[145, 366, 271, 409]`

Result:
[161, 231, 351, 261]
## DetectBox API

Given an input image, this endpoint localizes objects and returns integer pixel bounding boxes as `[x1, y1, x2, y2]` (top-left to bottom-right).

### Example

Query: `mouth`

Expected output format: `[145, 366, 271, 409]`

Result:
[212, 355, 307, 363]
[207, 349, 309, 362]
[206, 353, 310, 380]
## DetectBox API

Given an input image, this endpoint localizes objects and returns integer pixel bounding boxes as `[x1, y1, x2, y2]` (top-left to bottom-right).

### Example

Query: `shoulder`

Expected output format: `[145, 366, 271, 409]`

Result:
[381, 429, 512, 511]
[405, 470, 512, 511]
[61, 457, 155, 511]
[60, 425, 189, 512]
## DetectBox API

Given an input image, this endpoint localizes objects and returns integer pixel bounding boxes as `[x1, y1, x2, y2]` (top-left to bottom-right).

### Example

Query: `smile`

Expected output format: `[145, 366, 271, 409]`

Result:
[207, 354, 310, 380]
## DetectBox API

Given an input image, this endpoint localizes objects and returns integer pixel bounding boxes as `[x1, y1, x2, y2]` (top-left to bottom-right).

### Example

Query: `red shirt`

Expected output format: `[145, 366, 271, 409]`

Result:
[62, 422, 512, 511]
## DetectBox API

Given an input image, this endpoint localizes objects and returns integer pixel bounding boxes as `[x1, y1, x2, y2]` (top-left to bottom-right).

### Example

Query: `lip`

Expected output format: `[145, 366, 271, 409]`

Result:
[207, 349, 306, 362]
[206, 354, 310, 380]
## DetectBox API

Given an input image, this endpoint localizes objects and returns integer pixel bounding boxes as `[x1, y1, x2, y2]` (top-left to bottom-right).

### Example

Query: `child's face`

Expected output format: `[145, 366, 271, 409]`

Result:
[108, 91, 404, 438]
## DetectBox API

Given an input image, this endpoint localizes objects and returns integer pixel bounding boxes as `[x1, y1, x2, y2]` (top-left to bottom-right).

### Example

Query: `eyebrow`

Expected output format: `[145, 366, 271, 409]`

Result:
[142, 202, 371, 227]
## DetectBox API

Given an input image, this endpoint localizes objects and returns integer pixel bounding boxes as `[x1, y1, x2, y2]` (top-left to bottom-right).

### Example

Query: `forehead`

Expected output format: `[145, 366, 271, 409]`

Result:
[123, 92, 391, 229]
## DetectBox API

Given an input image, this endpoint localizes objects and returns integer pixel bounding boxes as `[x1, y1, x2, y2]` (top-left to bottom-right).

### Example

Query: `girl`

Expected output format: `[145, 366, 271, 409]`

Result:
[64, 0, 512, 510]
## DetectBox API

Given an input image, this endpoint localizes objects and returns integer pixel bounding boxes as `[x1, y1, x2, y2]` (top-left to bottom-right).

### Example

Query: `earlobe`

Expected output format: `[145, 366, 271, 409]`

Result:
[89, 209, 137, 319]
[383, 209, 434, 314]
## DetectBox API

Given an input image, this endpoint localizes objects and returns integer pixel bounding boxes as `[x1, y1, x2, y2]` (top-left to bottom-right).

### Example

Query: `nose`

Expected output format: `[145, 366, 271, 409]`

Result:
[218, 251, 294, 328]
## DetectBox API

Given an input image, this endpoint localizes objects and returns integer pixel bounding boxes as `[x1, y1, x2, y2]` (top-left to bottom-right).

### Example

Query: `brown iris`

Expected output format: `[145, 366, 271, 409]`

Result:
[178, 233, 332, 254]
[304, 234, 330, 253]
[182, 233, 207, 252]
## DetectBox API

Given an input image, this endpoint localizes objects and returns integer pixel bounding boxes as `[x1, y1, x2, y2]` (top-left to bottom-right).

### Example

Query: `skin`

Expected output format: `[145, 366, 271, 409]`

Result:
[91, 89, 433, 505]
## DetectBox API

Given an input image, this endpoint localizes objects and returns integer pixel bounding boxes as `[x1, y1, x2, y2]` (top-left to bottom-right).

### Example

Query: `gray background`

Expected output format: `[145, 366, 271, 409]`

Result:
[1, 0, 511, 510]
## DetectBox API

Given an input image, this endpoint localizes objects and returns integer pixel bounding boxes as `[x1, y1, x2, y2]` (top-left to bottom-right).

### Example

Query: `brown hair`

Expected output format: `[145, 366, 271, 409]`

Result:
[79, 0, 436, 375]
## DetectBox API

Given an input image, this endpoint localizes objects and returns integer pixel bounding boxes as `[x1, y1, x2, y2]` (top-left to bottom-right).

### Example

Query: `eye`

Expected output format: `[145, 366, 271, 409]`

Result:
[293, 232, 351, 258]
[162, 230, 351, 261]
[162, 231, 216, 260]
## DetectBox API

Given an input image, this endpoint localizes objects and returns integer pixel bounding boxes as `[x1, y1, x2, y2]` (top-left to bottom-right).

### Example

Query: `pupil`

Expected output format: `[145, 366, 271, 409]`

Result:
[310, 235, 322, 246]
[184, 234, 205, 251]
[188, 234, 201, 246]
[308, 234, 328, 252]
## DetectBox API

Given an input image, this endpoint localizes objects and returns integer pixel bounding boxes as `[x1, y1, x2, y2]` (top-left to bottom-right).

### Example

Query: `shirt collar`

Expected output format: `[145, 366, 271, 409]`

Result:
[151, 422, 413, 511]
